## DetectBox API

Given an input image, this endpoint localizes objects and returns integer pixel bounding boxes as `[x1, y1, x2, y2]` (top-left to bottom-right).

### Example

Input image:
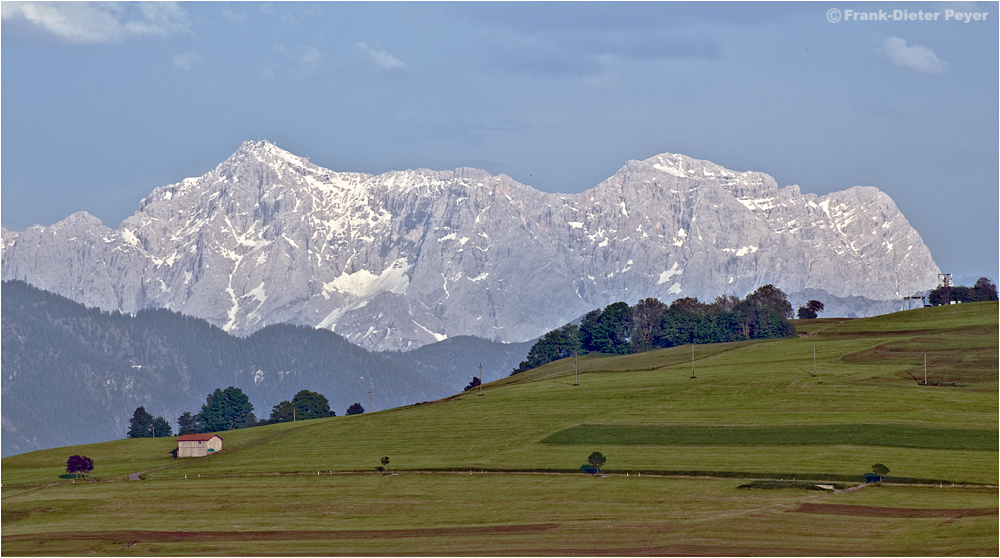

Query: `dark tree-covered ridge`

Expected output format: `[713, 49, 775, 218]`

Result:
[1, 279, 454, 455]
[512, 285, 796, 375]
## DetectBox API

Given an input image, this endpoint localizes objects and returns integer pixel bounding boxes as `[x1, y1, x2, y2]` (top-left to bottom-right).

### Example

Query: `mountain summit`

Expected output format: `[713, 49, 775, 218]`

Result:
[2, 142, 940, 350]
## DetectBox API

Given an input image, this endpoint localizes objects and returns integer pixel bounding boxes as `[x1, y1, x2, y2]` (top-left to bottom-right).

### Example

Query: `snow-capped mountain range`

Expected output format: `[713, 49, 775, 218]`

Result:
[2, 141, 940, 350]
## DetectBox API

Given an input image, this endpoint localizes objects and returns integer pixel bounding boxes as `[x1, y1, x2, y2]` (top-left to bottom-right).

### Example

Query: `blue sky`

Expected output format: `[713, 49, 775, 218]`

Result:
[2, 1, 997, 283]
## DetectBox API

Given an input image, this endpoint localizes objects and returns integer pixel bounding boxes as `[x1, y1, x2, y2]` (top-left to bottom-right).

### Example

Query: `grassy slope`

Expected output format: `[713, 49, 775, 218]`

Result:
[2, 302, 997, 555]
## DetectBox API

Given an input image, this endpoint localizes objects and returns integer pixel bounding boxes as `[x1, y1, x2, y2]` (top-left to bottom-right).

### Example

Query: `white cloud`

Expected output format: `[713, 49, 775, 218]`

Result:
[172, 51, 202, 71]
[295, 46, 323, 78]
[883, 36, 948, 74]
[354, 42, 407, 71]
[220, 9, 246, 23]
[1, 1, 189, 44]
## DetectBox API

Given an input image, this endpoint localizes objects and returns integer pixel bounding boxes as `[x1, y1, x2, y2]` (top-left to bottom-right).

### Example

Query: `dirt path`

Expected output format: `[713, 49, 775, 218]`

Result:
[128, 464, 179, 481]
[2, 523, 561, 543]
[794, 502, 998, 518]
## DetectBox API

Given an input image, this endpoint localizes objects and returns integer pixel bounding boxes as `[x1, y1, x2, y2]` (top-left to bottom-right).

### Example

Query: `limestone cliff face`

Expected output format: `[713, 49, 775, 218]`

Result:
[2, 141, 940, 350]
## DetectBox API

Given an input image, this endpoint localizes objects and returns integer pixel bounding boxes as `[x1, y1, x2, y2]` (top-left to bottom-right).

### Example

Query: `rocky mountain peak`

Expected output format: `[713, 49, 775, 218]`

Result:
[1, 143, 941, 350]
[647, 153, 777, 197]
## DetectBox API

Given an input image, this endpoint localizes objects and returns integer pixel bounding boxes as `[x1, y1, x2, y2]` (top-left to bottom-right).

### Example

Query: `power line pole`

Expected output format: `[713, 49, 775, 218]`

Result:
[690, 342, 696, 379]
[573, 353, 579, 386]
[923, 353, 927, 385]
[478, 363, 483, 396]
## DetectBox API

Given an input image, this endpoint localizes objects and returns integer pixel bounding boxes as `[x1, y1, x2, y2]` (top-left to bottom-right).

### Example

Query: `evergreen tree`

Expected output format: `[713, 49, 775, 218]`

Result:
[578, 308, 604, 353]
[127, 406, 154, 438]
[511, 324, 583, 374]
[151, 416, 173, 437]
[972, 277, 998, 301]
[590, 302, 633, 354]
[196, 386, 254, 432]
[177, 411, 201, 435]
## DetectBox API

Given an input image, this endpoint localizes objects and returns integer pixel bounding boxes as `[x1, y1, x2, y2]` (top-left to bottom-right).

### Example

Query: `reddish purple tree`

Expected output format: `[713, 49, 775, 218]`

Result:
[66, 455, 94, 477]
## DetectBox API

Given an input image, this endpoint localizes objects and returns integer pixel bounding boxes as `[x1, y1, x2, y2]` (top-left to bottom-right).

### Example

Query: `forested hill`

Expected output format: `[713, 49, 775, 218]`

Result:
[3, 281, 481, 456]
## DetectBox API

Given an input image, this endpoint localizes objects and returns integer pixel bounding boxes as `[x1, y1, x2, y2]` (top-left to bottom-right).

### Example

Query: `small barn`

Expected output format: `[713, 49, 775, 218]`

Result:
[176, 433, 223, 458]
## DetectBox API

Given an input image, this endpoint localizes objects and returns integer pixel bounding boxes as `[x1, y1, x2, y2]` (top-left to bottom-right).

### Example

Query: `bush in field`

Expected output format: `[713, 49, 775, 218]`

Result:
[463, 376, 481, 391]
[346, 403, 365, 415]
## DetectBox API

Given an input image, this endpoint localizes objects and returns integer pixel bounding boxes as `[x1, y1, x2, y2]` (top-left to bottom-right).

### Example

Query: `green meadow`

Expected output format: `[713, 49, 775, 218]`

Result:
[2, 302, 997, 555]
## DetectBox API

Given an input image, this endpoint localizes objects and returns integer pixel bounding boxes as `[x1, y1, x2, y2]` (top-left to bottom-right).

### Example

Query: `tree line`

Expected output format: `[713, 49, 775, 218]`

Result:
[512, 284, 798, 375]
[127, 388, 367, 437]
[927, 277, 997, 306]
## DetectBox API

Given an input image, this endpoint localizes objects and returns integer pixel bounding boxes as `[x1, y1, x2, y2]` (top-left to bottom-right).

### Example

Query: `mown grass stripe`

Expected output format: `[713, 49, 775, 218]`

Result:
[542, 424, 998, 451]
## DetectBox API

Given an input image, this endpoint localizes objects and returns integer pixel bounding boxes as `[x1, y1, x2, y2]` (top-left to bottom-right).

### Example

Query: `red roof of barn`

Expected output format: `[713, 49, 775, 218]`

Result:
[177, 434, 223, 441]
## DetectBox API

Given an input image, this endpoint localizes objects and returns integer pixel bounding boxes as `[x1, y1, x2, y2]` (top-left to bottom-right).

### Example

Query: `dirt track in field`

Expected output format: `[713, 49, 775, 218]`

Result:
[1, 522, 560, 543]
[794, 503, 998, 518]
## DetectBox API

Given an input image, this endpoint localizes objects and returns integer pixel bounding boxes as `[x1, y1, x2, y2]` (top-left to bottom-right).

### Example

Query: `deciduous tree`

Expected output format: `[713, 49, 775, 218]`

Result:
[797, 300, 824, 319]
[871, 463, 889, 482]
[587, 451, 607, 474]
[291, 390, 334, 420]
[630, 297, 667, 353]
[66, 455, 94, 477]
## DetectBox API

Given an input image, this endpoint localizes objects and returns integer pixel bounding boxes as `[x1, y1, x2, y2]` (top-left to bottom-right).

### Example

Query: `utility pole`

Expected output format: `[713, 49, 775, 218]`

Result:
[938, 273, 953, 305]
[923, 353, 927, 385]
[573, 353, 579, 386]
[690, 342, 696, 379]
[478, 363, 483, 396]
[813, 346, 817, 377]
[368, 380, 373, 413]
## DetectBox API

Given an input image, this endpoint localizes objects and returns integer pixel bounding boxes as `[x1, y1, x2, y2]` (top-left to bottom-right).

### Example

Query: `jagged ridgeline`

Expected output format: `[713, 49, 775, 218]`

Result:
[1, 141, 940, 352]
[512, 285, 795, 374]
